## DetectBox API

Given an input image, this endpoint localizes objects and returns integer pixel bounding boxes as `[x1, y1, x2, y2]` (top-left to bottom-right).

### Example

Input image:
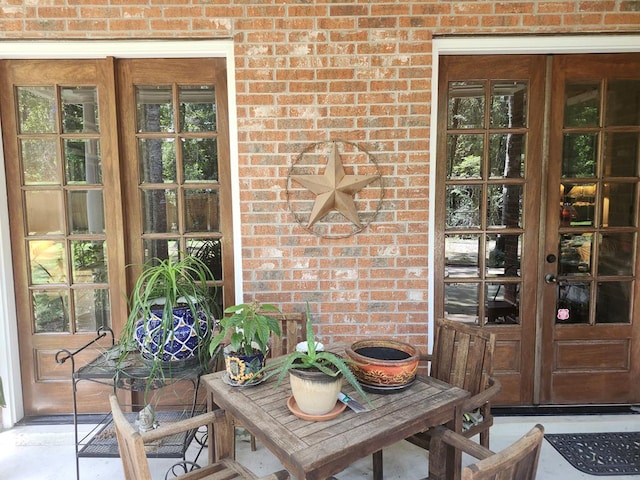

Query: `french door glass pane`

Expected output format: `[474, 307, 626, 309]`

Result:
[448, 81, 484, 129]
[182, 138, 219, 182]
[61, 86, 99, 133]
[596, 281, 631, 323]
[17, 86, 56, 134]
[487, 184, 522, 228]
[486, 282, 519, 324]
[604, 132, 639, 177]
[606, 80, 640, 126]
[446, 185, 481, 228]
[136, 86, 173, 132]
[64, 139, 102, 184]
[560, 183, 596, 226]
[562, 134, 598, 178]
[604, 183, 636, 227]
[446, 134, 483, 179]
[29, 240, 67, 285]
[25, 190, 63, 235]
[489, 134, 525, 178]
[559, 233, 592, 275]
[179, 85, 216, 132]
[486, 233, 521, 276]
[139, 138, 176, 183]
[71, 240, 108, 283]
[142, 189, 177, 234]
[185, 189, 219, 233]
[445, 234, 479, 278]
[598, 233, 634, 276]
[143, 239, 180, 264]
[491, 81, 527, 128]
[557, 282, 590, 324]
[74, 288, 110, 332]
[187, 238, 222, 281]
[564, 82, 600, 127]
[68, 190, 105, 234]
[33, 290, 69, 333]
[445, 283, 479, 321]
[22, 139, 60, 185]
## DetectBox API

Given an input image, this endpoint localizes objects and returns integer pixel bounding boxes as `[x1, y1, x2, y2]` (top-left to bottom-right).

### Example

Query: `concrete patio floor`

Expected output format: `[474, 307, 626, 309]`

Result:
[0, 413, 638, 479]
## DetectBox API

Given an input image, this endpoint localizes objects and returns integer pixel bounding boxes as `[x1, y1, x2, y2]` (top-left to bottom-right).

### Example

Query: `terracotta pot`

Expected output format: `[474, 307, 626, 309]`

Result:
[345, 339, 419, 387]
[289, 368, 343, 416]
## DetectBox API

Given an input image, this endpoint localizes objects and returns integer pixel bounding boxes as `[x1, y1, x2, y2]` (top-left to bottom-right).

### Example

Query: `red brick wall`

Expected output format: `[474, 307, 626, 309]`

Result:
[1, 1, 639, 349]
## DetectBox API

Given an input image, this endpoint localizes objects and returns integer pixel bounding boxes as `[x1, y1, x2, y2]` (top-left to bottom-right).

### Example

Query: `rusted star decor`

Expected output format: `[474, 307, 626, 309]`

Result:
[287, 140, 383, 238]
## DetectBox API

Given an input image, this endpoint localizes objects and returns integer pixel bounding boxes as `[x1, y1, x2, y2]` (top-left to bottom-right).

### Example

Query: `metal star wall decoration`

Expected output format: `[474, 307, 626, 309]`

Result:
[291, 142, 379, 227]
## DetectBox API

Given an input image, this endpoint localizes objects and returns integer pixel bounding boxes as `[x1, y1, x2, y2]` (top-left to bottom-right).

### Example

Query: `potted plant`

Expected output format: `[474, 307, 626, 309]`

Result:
[208, 300, 283, 386]
[261, 304, 371, 416]
[119, 254, 217, 369]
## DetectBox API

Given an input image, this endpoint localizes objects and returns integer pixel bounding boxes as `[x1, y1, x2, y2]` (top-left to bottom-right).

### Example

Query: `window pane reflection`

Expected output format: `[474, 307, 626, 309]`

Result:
[486, 282, 519, 324]
[490, 81, 527, 128]
[143, 239, 180, 265]
[444, 283, 479, 322]
[68, 190, 105, 234]
[179, 85, 216, 132]
[61, 86, 99, 133]
[487, 184, 522, 228]
[489, 134, 525, 179]
[448, 81, 484, 129]
[446, 134, 483, 179]
[74, 289, 110, 332]
[559, 233, 592, 275]
[142, 189, 177, 233]
[596, 281, 631, 323]
[603, 183, 636, 227]
[183, 138, 219, 182]
[557, 282, 590, 324]
[561, 183, 596, 227]
[603, 132, 639, 177]
[22, 139, 60, 185]
[187, 239, 223, 281]
[446, 185, 481, 228]
[64, 139, 102, 184]
[445, 234, 479, 278]
[18, 86, 56, 134]
[136, 86, 173, 133]
[606, 80, 640, 127]
[562, 134, 597, 178]
[29, 240, 67, 285]
[486, 234, 521, 276]
[25, 191, 63, 235]
[33, 290, 69, 333]
[139, 138, 176, 184]
[598, 233, 634, 276]
[564, 82, 600, 127]
[185, 189, 219, 233]
[71, 240, 108, 283]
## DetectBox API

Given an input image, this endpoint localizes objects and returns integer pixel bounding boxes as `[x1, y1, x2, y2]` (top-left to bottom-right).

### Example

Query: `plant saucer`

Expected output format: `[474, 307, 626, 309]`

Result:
[287, 396, 346, 422]
[221, 371, 266, 388]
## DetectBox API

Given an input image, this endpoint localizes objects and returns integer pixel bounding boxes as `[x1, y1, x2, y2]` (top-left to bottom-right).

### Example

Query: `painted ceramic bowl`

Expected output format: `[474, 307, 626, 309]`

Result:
[345, 339, 420, 388]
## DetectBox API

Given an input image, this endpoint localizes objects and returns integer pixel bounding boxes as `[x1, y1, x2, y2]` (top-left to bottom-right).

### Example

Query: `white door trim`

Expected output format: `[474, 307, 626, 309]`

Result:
[427, 34, 640, 353]
[0, 40, 240, 428]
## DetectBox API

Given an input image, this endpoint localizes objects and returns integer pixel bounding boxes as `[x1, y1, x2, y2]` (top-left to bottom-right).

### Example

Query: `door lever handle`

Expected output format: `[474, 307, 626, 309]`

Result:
[544, 273, 557, 284]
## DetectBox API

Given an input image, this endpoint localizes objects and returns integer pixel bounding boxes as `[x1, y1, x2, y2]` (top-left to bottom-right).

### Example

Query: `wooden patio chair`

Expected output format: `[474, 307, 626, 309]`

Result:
[109, 395, 290, 480]
[427, 424, 544, 480]
[372, 318, 501, 479]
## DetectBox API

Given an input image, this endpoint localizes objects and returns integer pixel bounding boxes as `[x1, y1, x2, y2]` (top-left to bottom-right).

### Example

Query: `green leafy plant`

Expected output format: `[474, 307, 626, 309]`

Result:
[209, 300, 282, 356]
[261, 304, 371, 405]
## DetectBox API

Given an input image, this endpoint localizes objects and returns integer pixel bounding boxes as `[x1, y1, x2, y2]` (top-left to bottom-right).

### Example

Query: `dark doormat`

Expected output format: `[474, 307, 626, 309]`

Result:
[545, 432, 640, 476]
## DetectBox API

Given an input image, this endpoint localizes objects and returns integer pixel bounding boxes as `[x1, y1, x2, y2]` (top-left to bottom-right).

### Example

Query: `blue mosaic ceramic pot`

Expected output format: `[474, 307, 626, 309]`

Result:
[134, 305, 210, 363]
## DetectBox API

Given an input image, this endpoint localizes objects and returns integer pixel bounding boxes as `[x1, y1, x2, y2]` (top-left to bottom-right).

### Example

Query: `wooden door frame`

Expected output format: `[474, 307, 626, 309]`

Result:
[0, 40, 239, 428]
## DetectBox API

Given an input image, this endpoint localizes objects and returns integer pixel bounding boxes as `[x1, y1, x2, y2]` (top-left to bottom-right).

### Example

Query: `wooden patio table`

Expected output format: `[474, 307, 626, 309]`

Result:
[202, 344, 470, 480]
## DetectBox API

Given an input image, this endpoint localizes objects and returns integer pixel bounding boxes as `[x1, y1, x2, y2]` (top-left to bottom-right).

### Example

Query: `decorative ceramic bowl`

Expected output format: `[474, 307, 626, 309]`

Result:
[345, 339, 420, 388]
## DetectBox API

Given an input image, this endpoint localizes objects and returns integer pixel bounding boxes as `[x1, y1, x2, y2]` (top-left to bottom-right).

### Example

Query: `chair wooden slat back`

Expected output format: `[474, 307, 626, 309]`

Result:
[430, 318, 495, 398]
[268, 312, 306, 358]
[428, 424, 544, 480]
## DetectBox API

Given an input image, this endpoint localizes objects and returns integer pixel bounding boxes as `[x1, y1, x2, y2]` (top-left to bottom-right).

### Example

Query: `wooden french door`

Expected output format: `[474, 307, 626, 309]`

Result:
[437, 53, 640, 406]
[540, 54, 640, 404]
[1, 58, 233, 415]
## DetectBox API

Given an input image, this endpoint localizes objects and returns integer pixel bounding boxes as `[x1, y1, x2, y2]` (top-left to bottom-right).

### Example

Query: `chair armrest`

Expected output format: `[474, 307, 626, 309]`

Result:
[461, 376, 502, 412]
[141, 410, 221, 443]
[430, 425, 495, 461]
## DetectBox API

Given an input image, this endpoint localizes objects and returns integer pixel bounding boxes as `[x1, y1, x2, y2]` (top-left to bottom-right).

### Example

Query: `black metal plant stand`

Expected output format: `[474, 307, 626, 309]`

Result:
[56, 328, 207, 480]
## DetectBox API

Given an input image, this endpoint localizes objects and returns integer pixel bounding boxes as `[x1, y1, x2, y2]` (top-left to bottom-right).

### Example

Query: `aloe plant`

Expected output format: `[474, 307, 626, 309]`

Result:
[261, 304, 371, 405]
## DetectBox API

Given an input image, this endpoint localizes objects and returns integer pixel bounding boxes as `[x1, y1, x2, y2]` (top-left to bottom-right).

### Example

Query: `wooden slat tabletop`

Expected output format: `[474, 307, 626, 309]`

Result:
[203, 353, 469, 480]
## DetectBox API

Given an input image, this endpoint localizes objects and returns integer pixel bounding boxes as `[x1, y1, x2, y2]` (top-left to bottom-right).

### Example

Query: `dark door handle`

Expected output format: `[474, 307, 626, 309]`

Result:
[544, 273, 557, 284]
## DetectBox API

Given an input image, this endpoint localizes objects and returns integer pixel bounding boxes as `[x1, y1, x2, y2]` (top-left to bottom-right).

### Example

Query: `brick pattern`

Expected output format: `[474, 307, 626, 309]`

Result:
[1, 1, 639, 349]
